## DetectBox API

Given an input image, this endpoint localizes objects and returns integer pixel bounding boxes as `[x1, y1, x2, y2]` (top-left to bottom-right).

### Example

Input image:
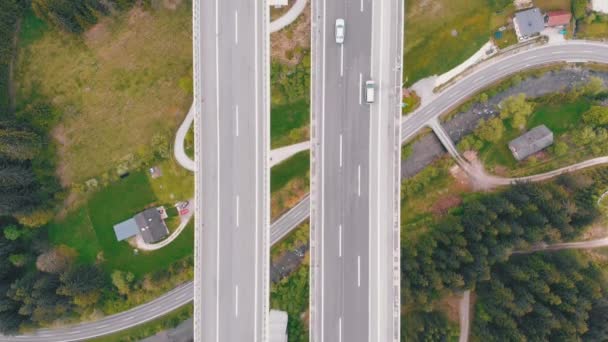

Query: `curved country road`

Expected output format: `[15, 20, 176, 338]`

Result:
[6, 40, 608, 341]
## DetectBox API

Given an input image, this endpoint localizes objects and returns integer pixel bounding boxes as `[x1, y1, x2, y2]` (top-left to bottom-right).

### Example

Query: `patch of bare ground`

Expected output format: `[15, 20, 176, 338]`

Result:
[271, 3, 310, 66]
[581, 223, 608, 241]
[51, 124, 71, 187]
[431, 194, 462, 216]
[436, 293, 461, 323]
[271, 177, 308, 220]
[163, 0, 183, 10]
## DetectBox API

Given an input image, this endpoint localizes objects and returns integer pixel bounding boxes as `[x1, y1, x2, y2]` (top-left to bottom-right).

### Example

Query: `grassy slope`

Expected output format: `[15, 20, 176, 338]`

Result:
[48, 170, 193, 277]
[15, 5, 193, 183]
[271, 150, 310, 193]
[404, 0, 495, 85]
[271, 151, 310, 219]
[89, 304, 193, 342]
[271, 98, 309, 148]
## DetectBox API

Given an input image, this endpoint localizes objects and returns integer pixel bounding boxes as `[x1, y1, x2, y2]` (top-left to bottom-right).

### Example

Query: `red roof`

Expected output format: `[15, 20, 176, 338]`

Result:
[546, 10, 571, 26]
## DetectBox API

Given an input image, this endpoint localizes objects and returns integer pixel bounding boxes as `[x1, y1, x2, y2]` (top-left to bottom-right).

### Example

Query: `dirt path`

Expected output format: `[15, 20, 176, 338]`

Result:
[7, 18, 21, 114]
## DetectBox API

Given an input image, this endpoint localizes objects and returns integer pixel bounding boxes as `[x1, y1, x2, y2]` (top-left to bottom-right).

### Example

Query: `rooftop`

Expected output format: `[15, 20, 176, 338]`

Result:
[546, 10, 571, 27]
[134, 208, 169, 244]
[508, 125, 554, 161]
[514, 8, 545, 38]
[113, 218, 140, 241]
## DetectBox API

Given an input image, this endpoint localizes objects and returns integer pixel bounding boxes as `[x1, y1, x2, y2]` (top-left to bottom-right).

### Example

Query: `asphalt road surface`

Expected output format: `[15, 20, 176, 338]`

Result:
[402, 41, 608, 142]
[309, 0, 373, 341]
[193, 0, 269, 340]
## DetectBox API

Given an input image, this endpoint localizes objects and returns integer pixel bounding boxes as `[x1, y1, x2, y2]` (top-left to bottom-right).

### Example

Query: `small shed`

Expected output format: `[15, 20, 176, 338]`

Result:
[134, 208, 169, 244]
[514, 8, 545, 40]
[113, 218, 140, 241]
[509, 125, 554, 161]
[545, 10, 572, 27]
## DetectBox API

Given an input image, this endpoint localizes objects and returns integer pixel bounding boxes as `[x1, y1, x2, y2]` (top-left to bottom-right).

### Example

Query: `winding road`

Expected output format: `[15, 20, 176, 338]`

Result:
[7, 38, 608, 342]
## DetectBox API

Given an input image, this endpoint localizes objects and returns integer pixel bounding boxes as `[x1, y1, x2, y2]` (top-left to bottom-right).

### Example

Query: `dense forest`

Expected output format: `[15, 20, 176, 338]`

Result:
[474, 252, 606, 341]
[402, 179, 598, 308]
[401, 170, 608, 341]
[31, 0, 140, 33]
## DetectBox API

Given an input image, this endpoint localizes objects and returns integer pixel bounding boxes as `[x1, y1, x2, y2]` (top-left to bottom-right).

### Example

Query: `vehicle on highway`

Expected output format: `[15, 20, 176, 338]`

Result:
[335, 19, 345, 44]
[365, 80, 375, 103]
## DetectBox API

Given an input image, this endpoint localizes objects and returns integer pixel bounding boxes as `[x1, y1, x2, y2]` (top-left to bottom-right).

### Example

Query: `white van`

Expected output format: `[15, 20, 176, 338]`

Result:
[365, 80, 375, 104]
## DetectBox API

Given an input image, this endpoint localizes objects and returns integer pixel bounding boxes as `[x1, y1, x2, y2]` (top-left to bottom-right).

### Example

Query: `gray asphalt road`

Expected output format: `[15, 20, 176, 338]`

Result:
[309, 0, 374, 341]
[402, 41, 608, 142]
[367, 0, 403, 340]
[194, 0, 269, 340]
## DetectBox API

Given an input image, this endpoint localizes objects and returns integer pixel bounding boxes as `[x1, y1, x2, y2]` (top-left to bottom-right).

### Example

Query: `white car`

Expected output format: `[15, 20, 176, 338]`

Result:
[365, 80, 375, 103]
[335, 19, 345, 44]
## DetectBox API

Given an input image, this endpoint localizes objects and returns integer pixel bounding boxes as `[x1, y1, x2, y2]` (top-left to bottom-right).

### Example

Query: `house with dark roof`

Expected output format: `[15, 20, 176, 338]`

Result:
[508, 125, 554, 161]
[545, 10, 572, 27]
[513, 8, 545, 40]
[113, 207, 169, 244]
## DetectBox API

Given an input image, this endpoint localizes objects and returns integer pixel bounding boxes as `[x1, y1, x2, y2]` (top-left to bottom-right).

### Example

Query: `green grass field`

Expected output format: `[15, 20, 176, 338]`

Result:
[148, 158, 194, 203]
[577, 22, 608, 40]
[48, 171, 193, 277]
[15, 4, 193, 184]
[271, 98, 309, 148]
[271, 150, 310, 193]
[404, 0, 509, 86]
[479, 97, 590, 171]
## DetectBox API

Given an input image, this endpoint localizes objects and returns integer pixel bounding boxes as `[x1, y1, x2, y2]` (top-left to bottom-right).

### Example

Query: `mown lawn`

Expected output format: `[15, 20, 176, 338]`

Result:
[148, 158, 194, 204]
[404, 0, 510, 86]
[15, 4, 193, 184]
[271, 98, 309, 148]
[48, 171, 193, 277]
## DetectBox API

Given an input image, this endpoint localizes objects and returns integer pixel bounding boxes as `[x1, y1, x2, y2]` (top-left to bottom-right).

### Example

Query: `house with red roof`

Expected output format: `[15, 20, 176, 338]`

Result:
[545, 10, 572, 27]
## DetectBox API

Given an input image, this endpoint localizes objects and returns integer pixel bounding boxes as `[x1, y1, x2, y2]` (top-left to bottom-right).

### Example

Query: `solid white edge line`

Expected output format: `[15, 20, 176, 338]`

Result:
[253, 0, 260, 339]
[320, 0, 327, 339]
[376, 0, 386, 340]
[214, 0, 221, 340]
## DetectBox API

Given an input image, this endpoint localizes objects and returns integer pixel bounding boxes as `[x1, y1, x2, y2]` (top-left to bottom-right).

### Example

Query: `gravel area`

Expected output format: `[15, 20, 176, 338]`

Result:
[270, 243, 308, 283]
[401, 67, 608, 178]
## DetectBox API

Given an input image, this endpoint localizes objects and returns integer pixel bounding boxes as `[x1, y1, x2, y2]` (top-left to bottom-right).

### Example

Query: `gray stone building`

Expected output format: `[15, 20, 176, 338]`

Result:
[509, 125, 554, 161]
